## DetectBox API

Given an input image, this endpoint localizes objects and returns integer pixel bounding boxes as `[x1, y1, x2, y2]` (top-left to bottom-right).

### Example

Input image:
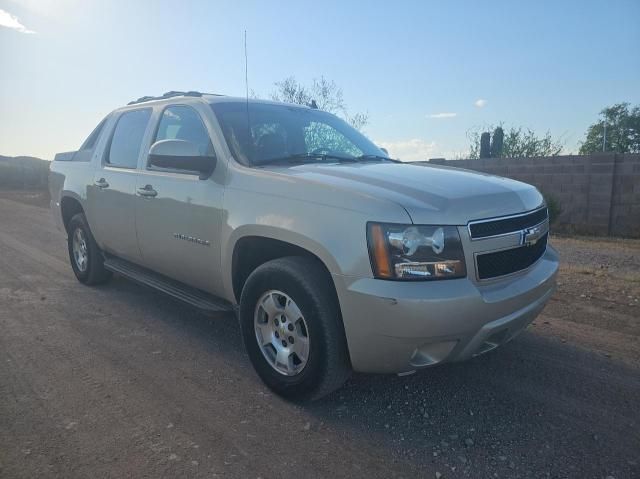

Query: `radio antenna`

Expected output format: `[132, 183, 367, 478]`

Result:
[244, 30, 251, 153]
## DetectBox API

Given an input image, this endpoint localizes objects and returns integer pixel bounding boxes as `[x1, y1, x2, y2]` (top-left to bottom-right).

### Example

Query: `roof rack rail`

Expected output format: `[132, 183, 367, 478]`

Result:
[127, 90, 221, 105]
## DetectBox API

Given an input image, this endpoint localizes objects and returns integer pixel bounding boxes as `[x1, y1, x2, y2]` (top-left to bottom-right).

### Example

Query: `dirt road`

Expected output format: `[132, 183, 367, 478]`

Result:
[1, 196, 638, 478]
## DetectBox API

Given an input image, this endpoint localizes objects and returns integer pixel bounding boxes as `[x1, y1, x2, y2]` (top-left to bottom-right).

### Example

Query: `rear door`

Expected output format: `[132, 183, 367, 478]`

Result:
[87, 108, 152, 263]
[134, 103, 225, 295]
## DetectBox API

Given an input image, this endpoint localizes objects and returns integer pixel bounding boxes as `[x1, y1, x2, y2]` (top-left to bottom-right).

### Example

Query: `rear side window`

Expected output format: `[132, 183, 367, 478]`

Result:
[154, 106, 214, 157]
[107, 109, 152, 168]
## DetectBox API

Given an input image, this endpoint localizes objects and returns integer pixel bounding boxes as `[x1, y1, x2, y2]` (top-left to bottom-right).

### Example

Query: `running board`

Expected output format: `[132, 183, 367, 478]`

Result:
[103, 256, 234, 313]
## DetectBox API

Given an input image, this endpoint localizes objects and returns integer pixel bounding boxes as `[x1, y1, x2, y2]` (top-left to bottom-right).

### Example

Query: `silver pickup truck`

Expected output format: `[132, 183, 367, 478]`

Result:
[50, 91, 558, 400]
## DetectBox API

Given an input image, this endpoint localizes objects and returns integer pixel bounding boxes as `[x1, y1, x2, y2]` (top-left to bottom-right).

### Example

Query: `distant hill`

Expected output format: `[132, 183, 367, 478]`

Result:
[0, 155, 50, 188]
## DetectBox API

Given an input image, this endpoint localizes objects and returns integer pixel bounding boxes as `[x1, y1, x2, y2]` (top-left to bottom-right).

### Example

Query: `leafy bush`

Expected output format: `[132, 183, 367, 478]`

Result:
[467, 125, 563, 159]
[543, 193, 562, 224]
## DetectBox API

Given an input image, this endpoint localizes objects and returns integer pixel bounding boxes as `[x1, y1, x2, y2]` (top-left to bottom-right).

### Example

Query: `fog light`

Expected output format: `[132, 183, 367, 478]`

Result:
[395, 260, 465, 279]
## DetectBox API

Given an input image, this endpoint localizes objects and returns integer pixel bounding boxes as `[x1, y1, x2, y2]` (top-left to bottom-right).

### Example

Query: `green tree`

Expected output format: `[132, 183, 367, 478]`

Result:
[269, 76, 369, 130]
[467, 125, 563, 159]
[579, 103, 640, 154]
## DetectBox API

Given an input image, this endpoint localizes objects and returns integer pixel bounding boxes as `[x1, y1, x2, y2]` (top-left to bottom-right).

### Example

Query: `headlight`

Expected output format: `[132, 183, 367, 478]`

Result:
[367, 223, 467, 280]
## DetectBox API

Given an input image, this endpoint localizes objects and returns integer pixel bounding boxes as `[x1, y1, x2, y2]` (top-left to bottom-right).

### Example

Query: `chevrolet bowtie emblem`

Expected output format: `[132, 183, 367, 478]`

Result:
[521, 225, 543, 246]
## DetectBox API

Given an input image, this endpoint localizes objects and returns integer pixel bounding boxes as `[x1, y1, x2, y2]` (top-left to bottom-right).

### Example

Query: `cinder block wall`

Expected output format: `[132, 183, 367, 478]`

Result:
[424, 154, 640, 238]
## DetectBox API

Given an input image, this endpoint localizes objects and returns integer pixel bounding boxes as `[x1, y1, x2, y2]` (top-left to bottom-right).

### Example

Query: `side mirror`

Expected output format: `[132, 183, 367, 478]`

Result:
[379, 147, 389, 156]
[148, 139, 216, 179]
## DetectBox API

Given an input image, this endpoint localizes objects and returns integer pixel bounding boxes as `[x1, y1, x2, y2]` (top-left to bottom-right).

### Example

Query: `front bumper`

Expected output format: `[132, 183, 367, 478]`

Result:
[333, 245, 559, 374]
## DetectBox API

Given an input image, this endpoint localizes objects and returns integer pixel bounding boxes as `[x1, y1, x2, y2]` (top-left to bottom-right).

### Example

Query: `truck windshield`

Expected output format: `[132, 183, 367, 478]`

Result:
[210, 101, 389, 166]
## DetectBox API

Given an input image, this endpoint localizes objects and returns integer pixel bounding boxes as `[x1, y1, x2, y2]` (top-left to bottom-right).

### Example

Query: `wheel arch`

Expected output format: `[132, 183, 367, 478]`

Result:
[228, 228, 341, 305]
[60, 194, 85, 235]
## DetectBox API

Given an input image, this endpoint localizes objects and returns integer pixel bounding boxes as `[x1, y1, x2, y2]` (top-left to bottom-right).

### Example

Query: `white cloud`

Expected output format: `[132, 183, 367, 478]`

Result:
[428, 112, 457, 119]
[8, 0, 79, 19]
[474, 98, 487, 108]
[376, 138, 437, 162]
[0, 9, 36, 33]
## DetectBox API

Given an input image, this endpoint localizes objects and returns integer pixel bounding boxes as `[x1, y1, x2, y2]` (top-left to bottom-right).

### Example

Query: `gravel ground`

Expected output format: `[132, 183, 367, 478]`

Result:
[0, 194, 638, 479]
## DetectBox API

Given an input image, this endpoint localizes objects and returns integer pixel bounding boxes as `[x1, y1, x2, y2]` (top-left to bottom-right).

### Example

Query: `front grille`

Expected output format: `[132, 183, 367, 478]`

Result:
[476, 233, 548, 280]
[469, 208, 548, 239]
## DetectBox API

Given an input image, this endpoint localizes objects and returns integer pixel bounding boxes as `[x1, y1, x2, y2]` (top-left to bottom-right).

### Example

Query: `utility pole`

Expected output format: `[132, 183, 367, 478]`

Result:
[603, 122, 607, 152]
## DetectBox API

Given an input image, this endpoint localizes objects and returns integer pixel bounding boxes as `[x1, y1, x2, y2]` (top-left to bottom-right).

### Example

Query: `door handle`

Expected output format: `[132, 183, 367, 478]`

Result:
[94, 178, 109, 188]
[137, 185, 158, 198]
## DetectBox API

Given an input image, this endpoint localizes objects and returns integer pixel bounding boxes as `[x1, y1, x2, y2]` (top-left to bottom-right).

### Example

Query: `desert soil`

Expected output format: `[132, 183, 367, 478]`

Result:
[1, 193, 638, 478]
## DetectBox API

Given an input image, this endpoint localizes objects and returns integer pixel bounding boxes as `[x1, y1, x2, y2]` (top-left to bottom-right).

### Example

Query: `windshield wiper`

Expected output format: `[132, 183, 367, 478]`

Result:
[256, 153, 358, 166]
[354, 154, 400, 163]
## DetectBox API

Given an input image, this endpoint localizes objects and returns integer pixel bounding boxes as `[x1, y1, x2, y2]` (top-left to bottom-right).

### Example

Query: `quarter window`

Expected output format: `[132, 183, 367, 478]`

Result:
[107, 109, 152, 168]
[80, 117, 107, 151]
[154, 106, 214, 157]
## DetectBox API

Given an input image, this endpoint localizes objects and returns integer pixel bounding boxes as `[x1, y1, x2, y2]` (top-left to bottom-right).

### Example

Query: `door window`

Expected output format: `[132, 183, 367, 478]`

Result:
[154, 106, 215, 159]
[107, 109, 152, 168]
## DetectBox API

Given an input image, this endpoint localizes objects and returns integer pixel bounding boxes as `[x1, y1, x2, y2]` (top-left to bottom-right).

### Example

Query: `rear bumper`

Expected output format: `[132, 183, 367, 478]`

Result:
[333, 245, 559, 374]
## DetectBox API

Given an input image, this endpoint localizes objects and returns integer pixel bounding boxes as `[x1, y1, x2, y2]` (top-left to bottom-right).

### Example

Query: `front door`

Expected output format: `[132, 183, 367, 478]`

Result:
[134, 104, 224, 295]
[87, 108, 152, 263]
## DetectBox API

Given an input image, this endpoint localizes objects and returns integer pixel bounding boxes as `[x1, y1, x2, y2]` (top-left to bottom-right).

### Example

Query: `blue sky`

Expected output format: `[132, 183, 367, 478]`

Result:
[1, 0, 638, 160]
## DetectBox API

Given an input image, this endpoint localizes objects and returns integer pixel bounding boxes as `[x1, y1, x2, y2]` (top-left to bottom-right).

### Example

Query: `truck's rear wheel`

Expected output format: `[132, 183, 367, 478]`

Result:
[239, 256, 351, 401]
[67, 213, 112, 285]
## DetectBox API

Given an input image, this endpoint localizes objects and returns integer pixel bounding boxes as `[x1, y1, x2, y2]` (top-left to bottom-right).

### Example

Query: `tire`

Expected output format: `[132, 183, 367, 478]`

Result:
[239, 256, 351, 401]
[67, 213, 112, 285]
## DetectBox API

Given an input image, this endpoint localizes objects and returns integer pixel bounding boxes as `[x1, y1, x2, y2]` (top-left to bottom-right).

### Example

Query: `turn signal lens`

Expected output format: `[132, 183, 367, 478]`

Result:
[369, 223, 393, 278]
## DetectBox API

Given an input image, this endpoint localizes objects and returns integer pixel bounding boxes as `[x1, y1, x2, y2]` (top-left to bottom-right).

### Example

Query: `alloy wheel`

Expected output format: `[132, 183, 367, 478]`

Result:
[254, 290, 310, 376]
[72, 227, 88, 272]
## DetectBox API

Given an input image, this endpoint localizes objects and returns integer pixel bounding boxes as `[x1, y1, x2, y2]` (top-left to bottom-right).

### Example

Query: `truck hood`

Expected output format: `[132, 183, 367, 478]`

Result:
[270, 161, 544, 225]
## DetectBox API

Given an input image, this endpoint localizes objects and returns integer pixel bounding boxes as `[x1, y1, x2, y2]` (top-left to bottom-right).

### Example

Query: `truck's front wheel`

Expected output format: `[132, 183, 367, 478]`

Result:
[67, 213, 112, 285]
[239, 256, 351, 401]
